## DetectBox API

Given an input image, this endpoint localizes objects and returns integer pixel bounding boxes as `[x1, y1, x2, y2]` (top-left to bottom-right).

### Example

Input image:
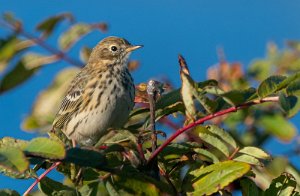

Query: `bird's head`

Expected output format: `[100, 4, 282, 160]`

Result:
[88, 36, 143, 66]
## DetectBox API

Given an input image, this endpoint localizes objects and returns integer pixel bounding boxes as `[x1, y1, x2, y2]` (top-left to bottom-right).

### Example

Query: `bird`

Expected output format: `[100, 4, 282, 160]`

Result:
[52, 36, 143, 146]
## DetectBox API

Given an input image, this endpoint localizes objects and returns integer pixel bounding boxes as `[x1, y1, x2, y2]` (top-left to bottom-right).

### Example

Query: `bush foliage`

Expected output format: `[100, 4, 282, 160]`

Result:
[1, 13, 300, 195]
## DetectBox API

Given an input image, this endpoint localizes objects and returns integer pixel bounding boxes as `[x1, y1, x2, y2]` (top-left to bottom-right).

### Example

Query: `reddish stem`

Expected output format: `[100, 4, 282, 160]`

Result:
[228, 147, 240, 160]
[23, 161, 61, 196]
[147, 96, 279, 163]
[137, 143, 146, 162]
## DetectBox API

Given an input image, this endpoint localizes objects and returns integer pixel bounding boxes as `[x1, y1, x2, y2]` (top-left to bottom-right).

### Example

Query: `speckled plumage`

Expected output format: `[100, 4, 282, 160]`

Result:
[52, 37, 142, 146]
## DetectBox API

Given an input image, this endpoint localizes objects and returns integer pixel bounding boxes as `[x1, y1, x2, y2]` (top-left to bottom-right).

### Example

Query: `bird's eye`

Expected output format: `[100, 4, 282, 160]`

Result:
[110, 46, 118, 52]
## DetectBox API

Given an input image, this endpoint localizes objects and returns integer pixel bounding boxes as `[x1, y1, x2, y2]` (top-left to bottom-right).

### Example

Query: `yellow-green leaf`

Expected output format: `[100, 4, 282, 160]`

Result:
[239, 147, 271, 160]
[25, 138, 65, 159]
[22, 52, 58, 69]
[258, 114, 296, 142]
[194, 148, 219, 163]
[233, 154, 262, 166]
[36, 13, 74, 38]
[188, 161, 251, 195]
[206, 125, 237, 149]
[59, 23, 92, 51]
[199, 132, 230, 157]
[0, 137, 28, 149]
[0, 147, 29, 173]
[180, 66, 197, 120]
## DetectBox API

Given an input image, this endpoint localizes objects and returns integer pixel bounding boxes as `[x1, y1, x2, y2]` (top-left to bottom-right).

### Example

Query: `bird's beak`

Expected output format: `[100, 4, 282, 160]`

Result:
[126, 45, 143, 52]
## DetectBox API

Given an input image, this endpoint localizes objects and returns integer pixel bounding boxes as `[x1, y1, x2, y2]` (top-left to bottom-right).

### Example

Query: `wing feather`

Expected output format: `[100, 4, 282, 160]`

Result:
[52, 69, 89, 129]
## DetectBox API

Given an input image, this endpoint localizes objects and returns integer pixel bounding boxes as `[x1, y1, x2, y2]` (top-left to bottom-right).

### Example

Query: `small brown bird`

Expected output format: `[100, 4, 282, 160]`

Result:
[52, 36, 142, 146]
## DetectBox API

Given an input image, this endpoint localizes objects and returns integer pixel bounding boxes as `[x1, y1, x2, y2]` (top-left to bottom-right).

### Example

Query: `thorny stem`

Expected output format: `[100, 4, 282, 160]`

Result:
[147, 96, 279, 163]
[23, 161, 62, 196]
[0, 19, 84, 67]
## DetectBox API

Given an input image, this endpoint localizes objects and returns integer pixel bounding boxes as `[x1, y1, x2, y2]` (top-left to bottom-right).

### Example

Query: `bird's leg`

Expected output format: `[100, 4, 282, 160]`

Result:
[72, 139, 77, 148]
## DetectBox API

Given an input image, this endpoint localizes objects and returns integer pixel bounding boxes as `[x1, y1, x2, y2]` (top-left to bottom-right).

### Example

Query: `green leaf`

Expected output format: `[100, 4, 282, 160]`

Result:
[38, 177, 79, 196]
[25, 138, 66, 159]
[65, 148, 106, 169]
[258, 75, 287, 98]
[279, 94, 300, 118]
[0, 60, 38, 94]
[0, 36, 20, 72]
[258, 114, 296, 142]
[286, 78, 300, 96]
[155, 79, 218, 110]
[205, 125, 237, 149]
[0, 137, 28, 149]
[180, 67, 197, 120]
[265, 173, 299, 196]
[160, 143, 197, 160]
[194, 148, 219, 163]
[59, 23, 92, 51]
[22, 67, 79, 131]
[0, 189, 20, 196]
[0, 147, 29, 173]
[266, 157, 289, 177]
[193, 91, 217, 113]
[277, 72, 300, 91]
[187, 161, 251, 195]
[221, 88, 257, 106]
[239, 147, 271, 160]
[195, 125, 231, 157]
[79, 181, 108, 196]
[199, 132, 230, 157]
[233, 154, 262, 166]
[104, 180, 120, 196]
[240, 178, 263, 196]
[22, 52, 58, 69]
[36, 13, 74, 38]
[106, 166, 171, 195]
[0, 167, 36, 179]
[103, 130, 137, 144]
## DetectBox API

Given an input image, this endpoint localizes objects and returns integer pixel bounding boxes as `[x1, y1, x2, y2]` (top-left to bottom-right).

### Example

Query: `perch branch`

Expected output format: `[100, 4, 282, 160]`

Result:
[147, 96, 279, 163]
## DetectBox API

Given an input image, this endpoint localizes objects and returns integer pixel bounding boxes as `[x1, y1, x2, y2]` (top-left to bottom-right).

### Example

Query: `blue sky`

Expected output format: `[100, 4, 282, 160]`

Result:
[1, 0, 300, 193]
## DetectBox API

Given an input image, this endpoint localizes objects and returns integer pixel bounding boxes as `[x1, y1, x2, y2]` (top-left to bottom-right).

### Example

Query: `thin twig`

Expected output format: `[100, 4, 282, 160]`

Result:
[24, 161, 61, 196]
[0, 19, 84, 67]
[147, 80, 158, 152]
[228, 147, 240, 160]
[147, 96, 279, 163]
[146, 80, 164, 180]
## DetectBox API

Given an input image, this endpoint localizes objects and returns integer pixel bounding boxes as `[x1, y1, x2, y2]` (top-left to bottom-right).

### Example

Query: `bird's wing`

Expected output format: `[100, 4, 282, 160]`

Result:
[52, 70, 89, 129]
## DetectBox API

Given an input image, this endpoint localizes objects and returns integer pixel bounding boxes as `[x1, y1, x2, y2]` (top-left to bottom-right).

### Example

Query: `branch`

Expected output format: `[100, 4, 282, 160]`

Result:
[24, 161, 61, 196]
[147, 96, 279, 163]
[0, 19, 84, 67]
[147, 80, 158, 152]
